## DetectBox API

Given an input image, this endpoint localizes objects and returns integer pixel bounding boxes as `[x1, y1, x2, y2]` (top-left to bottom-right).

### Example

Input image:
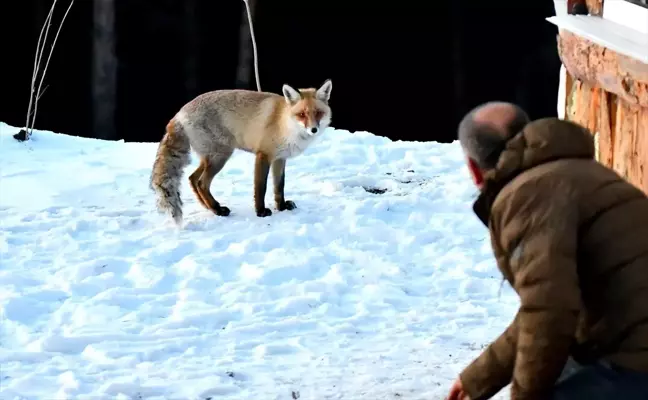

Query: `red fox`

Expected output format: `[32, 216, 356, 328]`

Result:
[149, 79, 333, 225]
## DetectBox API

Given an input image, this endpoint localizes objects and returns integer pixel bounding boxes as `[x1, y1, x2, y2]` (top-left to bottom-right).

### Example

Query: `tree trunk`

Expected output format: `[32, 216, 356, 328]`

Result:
[92, 0, 117, 140]
[235, 0, 256, 89]
[184, 0, 199, 98]
[451, 0, 465, 122]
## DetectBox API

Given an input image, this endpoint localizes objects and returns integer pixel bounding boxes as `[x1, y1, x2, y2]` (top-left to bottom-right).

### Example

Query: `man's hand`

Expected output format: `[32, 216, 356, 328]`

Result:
[446, 377, 471, 400]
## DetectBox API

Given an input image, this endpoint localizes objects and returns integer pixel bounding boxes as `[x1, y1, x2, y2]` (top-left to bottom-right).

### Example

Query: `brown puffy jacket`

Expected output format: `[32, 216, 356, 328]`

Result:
[459, 118, 648, 400]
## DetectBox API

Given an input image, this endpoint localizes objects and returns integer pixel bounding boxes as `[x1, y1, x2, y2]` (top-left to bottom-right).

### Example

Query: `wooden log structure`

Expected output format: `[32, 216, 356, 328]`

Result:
[555, 0, 648, 194]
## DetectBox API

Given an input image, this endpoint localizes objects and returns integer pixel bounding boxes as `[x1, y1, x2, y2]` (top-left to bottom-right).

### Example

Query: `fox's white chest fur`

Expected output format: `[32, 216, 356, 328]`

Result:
[275, 126, 318, 160]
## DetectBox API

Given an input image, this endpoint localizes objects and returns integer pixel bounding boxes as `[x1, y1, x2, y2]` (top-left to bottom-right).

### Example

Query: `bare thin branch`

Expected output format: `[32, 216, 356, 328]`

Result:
[242, 0, 261, 92]
[24, 0, 57, 138]
[27, 86, 50, 120]
[30, 0, 76, 135]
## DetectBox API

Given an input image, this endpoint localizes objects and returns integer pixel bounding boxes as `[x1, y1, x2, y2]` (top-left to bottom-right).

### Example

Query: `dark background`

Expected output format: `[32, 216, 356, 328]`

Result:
[0, 0, 561, 144]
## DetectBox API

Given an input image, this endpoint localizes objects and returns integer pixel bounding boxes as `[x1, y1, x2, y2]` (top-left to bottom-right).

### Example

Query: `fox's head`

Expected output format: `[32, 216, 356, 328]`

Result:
[282, 79, 333, 136]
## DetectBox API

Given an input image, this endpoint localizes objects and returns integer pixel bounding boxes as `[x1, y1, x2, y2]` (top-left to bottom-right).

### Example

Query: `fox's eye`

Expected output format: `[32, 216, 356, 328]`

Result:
[297, 112, 306, 119]
[315, 111, 323, 119]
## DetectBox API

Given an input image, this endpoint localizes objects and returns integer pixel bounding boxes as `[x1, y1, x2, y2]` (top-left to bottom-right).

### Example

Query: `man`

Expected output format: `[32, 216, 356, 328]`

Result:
[446, 102, 648, 400]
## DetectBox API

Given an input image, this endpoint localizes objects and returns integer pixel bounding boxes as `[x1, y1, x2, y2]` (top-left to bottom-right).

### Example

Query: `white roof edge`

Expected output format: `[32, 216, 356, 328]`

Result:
[547, 15, 648, 64]
[603, 0, 648, 35]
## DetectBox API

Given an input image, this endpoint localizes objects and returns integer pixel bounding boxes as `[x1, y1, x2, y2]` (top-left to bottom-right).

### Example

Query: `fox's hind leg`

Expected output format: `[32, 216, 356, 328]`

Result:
[188, 160, 209, 209]
[192, 150, 234, 217]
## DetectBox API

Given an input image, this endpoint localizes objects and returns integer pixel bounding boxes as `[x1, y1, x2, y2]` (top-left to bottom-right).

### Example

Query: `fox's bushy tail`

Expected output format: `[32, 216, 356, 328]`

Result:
[150, 119, 191, 225]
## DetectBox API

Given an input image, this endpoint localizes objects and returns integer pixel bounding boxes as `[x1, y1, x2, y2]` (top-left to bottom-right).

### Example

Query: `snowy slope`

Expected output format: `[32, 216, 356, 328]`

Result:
[0, 121, 517, 400]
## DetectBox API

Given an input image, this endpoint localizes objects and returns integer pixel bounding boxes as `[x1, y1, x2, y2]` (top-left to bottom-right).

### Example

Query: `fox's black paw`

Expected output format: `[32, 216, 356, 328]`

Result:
[256, 208, 272, 217]
[277, 200, 296, 211]
[216, 206, 230, 217]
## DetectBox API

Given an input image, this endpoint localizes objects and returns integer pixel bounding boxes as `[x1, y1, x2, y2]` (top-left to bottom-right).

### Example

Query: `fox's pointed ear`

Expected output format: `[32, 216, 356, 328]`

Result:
[282, 84, 301, 105]
[316, 79, 332, 102]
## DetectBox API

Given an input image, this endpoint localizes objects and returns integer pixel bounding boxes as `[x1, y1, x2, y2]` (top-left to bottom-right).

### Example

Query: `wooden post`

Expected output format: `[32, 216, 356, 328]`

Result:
[92, 0, 117, 140]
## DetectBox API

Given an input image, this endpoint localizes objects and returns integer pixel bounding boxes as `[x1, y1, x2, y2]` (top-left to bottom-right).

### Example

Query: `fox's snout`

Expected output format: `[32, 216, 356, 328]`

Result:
[304, 124, 320, 136]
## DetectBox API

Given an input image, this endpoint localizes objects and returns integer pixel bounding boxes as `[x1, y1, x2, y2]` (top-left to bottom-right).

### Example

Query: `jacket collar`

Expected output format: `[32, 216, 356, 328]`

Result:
[472, 176, 517, 227]
[470, 118, 596, 227]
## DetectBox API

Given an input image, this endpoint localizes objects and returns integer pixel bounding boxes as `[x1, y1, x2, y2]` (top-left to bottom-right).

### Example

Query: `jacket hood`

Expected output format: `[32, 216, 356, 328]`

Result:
[473, 118, 596, 225]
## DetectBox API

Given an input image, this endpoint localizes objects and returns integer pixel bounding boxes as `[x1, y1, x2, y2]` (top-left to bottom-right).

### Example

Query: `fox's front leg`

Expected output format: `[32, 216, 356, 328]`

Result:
[271, 158, 296, 212]
[254, 152, 272, 217]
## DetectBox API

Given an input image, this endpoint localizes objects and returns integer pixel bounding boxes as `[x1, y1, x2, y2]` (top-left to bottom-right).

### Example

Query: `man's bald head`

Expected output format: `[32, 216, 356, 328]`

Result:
[458, 102, 530, 170]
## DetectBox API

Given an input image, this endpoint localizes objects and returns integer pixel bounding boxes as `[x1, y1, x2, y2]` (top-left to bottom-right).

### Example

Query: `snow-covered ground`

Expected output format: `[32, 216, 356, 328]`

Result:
[0, 121, 517, 400]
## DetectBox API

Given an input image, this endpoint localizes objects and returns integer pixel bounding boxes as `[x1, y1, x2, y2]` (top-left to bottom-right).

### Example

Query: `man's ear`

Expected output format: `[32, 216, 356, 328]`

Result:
[467, 157, 485, 188]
